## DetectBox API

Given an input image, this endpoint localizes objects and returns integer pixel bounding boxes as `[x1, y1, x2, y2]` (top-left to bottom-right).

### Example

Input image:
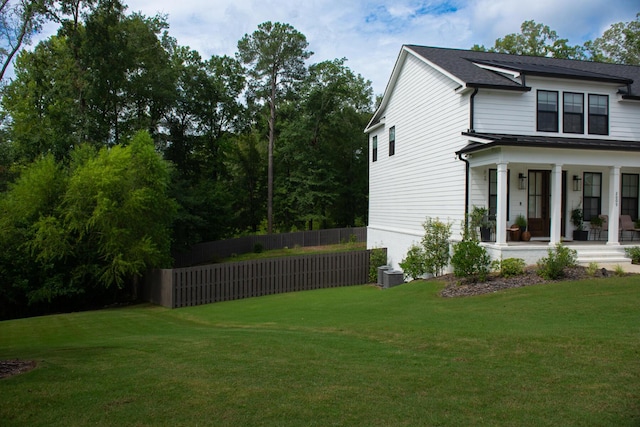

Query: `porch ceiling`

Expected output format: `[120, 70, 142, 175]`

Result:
[457, 132, 640, 155]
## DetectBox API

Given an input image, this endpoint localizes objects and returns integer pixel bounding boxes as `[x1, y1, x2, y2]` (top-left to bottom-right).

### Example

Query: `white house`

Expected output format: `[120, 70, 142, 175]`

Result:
[365, 45, 640, 268]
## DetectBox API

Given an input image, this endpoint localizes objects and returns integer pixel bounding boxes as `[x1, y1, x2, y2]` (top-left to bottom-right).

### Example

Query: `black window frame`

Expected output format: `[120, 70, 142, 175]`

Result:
[588, 94, 609, 135]
[563, 92, 584, 134]
[621, 173, 639, 221]
[583, 172, 602, 221]
[372, 135, 378, 162]
[537, 90, 558, 132]
[488, 169, 510, 222]
[389, 126, 395, 156]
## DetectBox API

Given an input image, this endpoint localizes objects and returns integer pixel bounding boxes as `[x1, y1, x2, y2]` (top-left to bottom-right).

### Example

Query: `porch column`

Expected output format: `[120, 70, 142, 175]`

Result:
[549, 164, 563, 246]
[495, 162, 508, 246]
[607, 166, 621, 246]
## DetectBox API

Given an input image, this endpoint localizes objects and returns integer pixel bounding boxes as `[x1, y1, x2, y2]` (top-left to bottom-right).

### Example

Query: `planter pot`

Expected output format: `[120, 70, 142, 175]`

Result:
[519, 226, 526, 233]
[521, 231, 531, 241]
[573, 230, 588, 241]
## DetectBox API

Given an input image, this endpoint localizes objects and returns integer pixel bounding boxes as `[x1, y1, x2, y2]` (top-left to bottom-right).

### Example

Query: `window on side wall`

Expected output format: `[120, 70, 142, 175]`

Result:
[537, 90, 558, 132]
[583, 172, 602, 221]
[563, 92, 584, 134]
[389, 126, 395, 156]
[621, 173, 639, 221]
[588, 94, 608, 135]
[372, 135, 378, 162]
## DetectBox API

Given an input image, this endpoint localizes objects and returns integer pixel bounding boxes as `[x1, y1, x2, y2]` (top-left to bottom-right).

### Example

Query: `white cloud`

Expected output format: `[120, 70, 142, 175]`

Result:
[23, 0, 640, 96]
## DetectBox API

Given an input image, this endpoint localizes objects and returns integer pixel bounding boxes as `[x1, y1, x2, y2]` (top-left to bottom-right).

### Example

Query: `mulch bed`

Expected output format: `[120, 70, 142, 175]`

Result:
[439, 266, 616, 298]
[0, 359, 36, 379]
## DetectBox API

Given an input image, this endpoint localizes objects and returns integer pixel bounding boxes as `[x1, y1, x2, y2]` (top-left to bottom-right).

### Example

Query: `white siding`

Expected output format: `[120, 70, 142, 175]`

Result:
[367, 53, 468, 268]
[474, 76, 640, 140]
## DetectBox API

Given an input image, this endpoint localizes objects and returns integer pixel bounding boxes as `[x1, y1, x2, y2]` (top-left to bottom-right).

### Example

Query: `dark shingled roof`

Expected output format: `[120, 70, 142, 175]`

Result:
[457, 132, 640, 155]
[406, 45, 640, 96]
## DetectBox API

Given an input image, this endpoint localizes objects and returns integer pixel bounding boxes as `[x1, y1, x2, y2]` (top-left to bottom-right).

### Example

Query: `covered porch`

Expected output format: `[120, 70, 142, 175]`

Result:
[458, 133, 640, 264]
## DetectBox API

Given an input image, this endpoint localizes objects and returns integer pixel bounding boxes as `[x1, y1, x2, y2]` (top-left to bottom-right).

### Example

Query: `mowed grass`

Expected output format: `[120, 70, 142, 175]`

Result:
[1, 276, 640, 426]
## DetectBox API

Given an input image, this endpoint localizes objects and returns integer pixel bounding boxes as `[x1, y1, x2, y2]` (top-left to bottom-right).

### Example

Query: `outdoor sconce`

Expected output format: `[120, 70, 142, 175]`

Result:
[573, 175, 582, 192]
[518, 173, 527, 190]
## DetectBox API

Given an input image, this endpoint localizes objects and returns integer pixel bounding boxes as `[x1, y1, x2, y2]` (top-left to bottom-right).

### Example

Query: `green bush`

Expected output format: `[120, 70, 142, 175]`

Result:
[537, 243, 577, 280]
[253, 242, 264, 253]
[451, 240, 491, 282]
[625, 246, 640, 264]
[493, 258, 526, 278]
[399, 244, 427, 280]
[421, 217, 452, 277]
[586, 262, 599, 276]
[369, 248, 388, 283]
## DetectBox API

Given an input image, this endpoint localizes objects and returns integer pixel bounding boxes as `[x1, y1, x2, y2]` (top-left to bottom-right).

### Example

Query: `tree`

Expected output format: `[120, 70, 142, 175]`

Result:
[585, 13, 640, 65]
[472, 20, 585, 59]
[237, 21, 312, 233]
[0, 0, 51, 81]
[275, 59, 372, 230]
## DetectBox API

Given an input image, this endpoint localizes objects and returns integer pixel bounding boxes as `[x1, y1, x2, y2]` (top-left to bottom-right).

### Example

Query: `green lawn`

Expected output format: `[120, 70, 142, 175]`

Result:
[1, 276, 639, 426]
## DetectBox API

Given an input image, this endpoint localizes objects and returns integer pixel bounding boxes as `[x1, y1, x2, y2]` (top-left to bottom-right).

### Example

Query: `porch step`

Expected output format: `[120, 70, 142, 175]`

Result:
[575, 246, 631, 265]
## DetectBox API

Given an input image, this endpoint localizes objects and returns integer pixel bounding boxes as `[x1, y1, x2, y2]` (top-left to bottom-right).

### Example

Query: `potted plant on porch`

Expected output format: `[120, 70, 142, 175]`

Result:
[469, 206, 492, 242]
[571, 208, 588, 241]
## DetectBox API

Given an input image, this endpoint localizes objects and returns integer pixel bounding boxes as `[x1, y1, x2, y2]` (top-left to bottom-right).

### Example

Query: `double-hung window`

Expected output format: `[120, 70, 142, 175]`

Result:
[621, 173, 639, 221]
[563, 92, 584, 134]
[488, 169, 510, 222]
[583, 172, 602, 221]
[372, 135, 378, 162]
[389, 126, 395, 156]
[588, 94, 608, 135]
[537, 90, 558, 132]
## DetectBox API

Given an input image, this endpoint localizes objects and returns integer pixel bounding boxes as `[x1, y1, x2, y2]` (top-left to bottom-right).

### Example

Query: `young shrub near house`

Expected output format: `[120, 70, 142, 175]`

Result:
[624, 247, 640, 264]
[399, 244, 427, 281]
[451, 240, 491, 282]
[421, 217, 452, 277]
[537, 243, 578, 280]
[492, 258, 526, 278]
[368, 247, 388, 282]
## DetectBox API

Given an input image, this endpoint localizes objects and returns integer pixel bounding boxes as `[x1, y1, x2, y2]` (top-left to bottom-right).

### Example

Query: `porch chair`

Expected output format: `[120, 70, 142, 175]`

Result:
[620, 215, 639, 241]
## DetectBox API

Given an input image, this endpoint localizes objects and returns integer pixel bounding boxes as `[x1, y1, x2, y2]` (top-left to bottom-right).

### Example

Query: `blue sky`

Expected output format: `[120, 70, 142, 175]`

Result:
[35, 0, 639, 95]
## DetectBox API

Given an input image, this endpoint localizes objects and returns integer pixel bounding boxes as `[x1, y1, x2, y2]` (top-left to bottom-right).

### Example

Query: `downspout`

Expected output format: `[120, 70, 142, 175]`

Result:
[458, 87, 478, 233]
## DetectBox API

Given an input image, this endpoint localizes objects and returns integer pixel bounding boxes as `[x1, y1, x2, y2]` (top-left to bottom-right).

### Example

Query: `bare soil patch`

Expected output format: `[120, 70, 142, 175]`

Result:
[0, 359, 36, 379]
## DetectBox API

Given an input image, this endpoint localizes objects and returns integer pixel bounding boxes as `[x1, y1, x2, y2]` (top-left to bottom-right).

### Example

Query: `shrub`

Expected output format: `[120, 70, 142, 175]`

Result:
[625, 246, 640, 264]
[537, 243, 577, 280]
[586, 262, 599, 276]
[493, 258, 526, 278]
[421, 217, 452, 277]
[253, 242, 264, 253]
[451, 240, 491, 281]
[369, 248, 388, 283]
[399, 244, 427, 281]
[613, 264, 626, 277]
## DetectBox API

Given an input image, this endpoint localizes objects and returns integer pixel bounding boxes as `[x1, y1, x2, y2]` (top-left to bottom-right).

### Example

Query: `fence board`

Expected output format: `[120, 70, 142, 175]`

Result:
[145, 249, 381, 308]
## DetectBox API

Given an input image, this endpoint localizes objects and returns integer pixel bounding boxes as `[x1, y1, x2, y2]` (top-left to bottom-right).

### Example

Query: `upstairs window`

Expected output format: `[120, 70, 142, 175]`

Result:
[537, 90, 558, 132]
[588, 94, 608, 135]
[622, 173, 639, 221]
[389, 126, 395, 156]
[583, 172, 602, 221]
[372, 135, 378, 162]
[563, 92, 584, 134]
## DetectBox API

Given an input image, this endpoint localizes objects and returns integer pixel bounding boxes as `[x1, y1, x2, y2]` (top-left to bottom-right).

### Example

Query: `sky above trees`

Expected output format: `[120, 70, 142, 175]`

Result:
[30, 0, 639, 95]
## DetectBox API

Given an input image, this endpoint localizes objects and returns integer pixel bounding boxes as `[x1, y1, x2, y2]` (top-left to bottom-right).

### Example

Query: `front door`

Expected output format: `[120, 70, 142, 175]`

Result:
[528, 170, 550, 237]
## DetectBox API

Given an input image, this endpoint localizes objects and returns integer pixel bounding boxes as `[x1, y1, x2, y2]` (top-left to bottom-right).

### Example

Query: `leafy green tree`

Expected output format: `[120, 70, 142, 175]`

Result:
[472, 20, 585, 59]
[0, 131, 176, 318]
[237, 21, 312, 233]
[275, 58, 372, 230]
[585, 13, 640, 65]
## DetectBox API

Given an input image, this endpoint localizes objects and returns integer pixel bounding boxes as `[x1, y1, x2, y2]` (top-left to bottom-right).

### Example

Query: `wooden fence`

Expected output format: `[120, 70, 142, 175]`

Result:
[144, 249, 378, 308]
[172, 227, 367, 268]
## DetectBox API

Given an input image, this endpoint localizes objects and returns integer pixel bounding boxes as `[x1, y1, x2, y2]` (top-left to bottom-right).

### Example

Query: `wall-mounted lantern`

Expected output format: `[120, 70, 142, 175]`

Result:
[573, 175, 582, 192]
[518, 173, 527, 190]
